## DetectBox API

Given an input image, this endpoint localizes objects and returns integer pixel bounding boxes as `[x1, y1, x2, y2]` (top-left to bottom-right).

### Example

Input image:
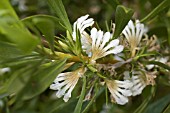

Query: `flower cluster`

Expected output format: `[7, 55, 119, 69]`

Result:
[50, 15, 169, 105]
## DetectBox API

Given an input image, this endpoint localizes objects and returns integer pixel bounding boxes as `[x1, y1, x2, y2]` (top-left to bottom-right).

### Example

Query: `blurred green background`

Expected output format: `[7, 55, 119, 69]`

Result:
[0, 0, 169, 113]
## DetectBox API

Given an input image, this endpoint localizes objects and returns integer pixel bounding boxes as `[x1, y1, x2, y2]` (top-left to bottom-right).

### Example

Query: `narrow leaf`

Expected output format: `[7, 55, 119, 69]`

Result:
[47, 0, 72, 33]
[18, 59, 67, 100]
[43, 99, 76, 113]
[82, 92, 97, 113]
[144, 94, 170, 113]
[21, 15, 64, 31]
[0, 41, 23, 61]
[0, 23, 39, 53]
[113, 5, 134, 38]
[0, 61, 42, 98]
[33, 18, 55, 51]
[163, 17, 170, 45]
[145, 61, 170, 71]
[22, 15, 65, 51]
[134, 86, 156, 113]
[0, 0, 23, 28]
[0, 0, 39, 53]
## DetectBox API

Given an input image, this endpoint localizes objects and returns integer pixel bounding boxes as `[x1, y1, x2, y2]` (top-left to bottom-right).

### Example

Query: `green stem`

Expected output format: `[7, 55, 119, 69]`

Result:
[96, 73, 106, 79]
[37, 45, 119, 65]
[4, 98, 10, 113]
[82, 92, 97, 113]
[105, 86, 108, 106]
[163, 17, 170, 46]
[141, 0, 170, 22]
[73, 76, 86, 113]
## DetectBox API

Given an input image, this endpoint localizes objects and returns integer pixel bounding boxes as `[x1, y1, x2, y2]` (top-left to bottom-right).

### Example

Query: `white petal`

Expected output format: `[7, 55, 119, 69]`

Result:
[80, 18, 94, 33]
[132, 84, 145, 96]
[77, 15, 89, 23]
[0, 67, 10, 73]
[106, 45, 124, 55]
[114, 55, 125, 62]
[56, 79, 74, 98]
[95, 30, 103, 48]
[128, 20, 135, 38]
[117, 88, 132, 96]
[115, 80, 133, 89]
[146, 64, 155, 70]
[99, 32, 111, 49]
[76, 15, 89, 29]
[50, 84, 60, 90]
[123, 26, 132, 41]
[122, 28, 130, 42]
[63, 78, 79, 102]
[159, 57, 169, 64]
[111, 39, 120, 47]
[103, 39, 119, 52]
[72, 14, 94, 41]
[106, 80, 132, 105]
[114, 91, 128, 105]
[91, 27, 98, 48]
[138, 24, 144, 44]
[50, 68, 86, 102]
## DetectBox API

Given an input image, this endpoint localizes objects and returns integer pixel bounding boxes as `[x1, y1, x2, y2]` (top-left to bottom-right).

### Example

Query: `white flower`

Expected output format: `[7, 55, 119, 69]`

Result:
[145, 58, 155, 70]
[105, 79, 133, 105]
[72, 15, 123, 61]
[72, 14, 94, 41]
[81, 32, 92, 56]
[0, 67, 10, 75]
[122, 20, 146, 56]
[146, 56, 169, 70]
[50, 68, 86, 102]
[84, 27, 124, 63]
[159, 57, 169, 64]
[146, 64, 155, 70]
[124, 71, 147, 96]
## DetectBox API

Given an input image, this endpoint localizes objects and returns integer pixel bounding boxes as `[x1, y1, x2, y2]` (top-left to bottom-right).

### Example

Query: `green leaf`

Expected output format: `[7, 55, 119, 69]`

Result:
[0, 9, 39, 53]
[0, 41, 23, 61]
[0, 54, 42, 67]
[163, 17, 170, 45]
[113, 5, 134, 38]
[0, 0, 23, 28]
[18, 59, 67, 100]
[0, 0, 40, 53]
[43, 99, 77, 113]
[73, 76, 86, 113]
[163, 104, 170, 113]
[22, 15, 65, 31]
[0, 22, 39, 53]
[0, 61, 41, 98]
[75, 29, 82, 55]
[33, 18, 55, 51]
[47, 0, 72, 33]
[22, 15, 64, 52]
[144, 94, 170, 113]
[141, 0, 170, 22]
[134, 86, 156, 113]
[82, 90, 97, 113]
